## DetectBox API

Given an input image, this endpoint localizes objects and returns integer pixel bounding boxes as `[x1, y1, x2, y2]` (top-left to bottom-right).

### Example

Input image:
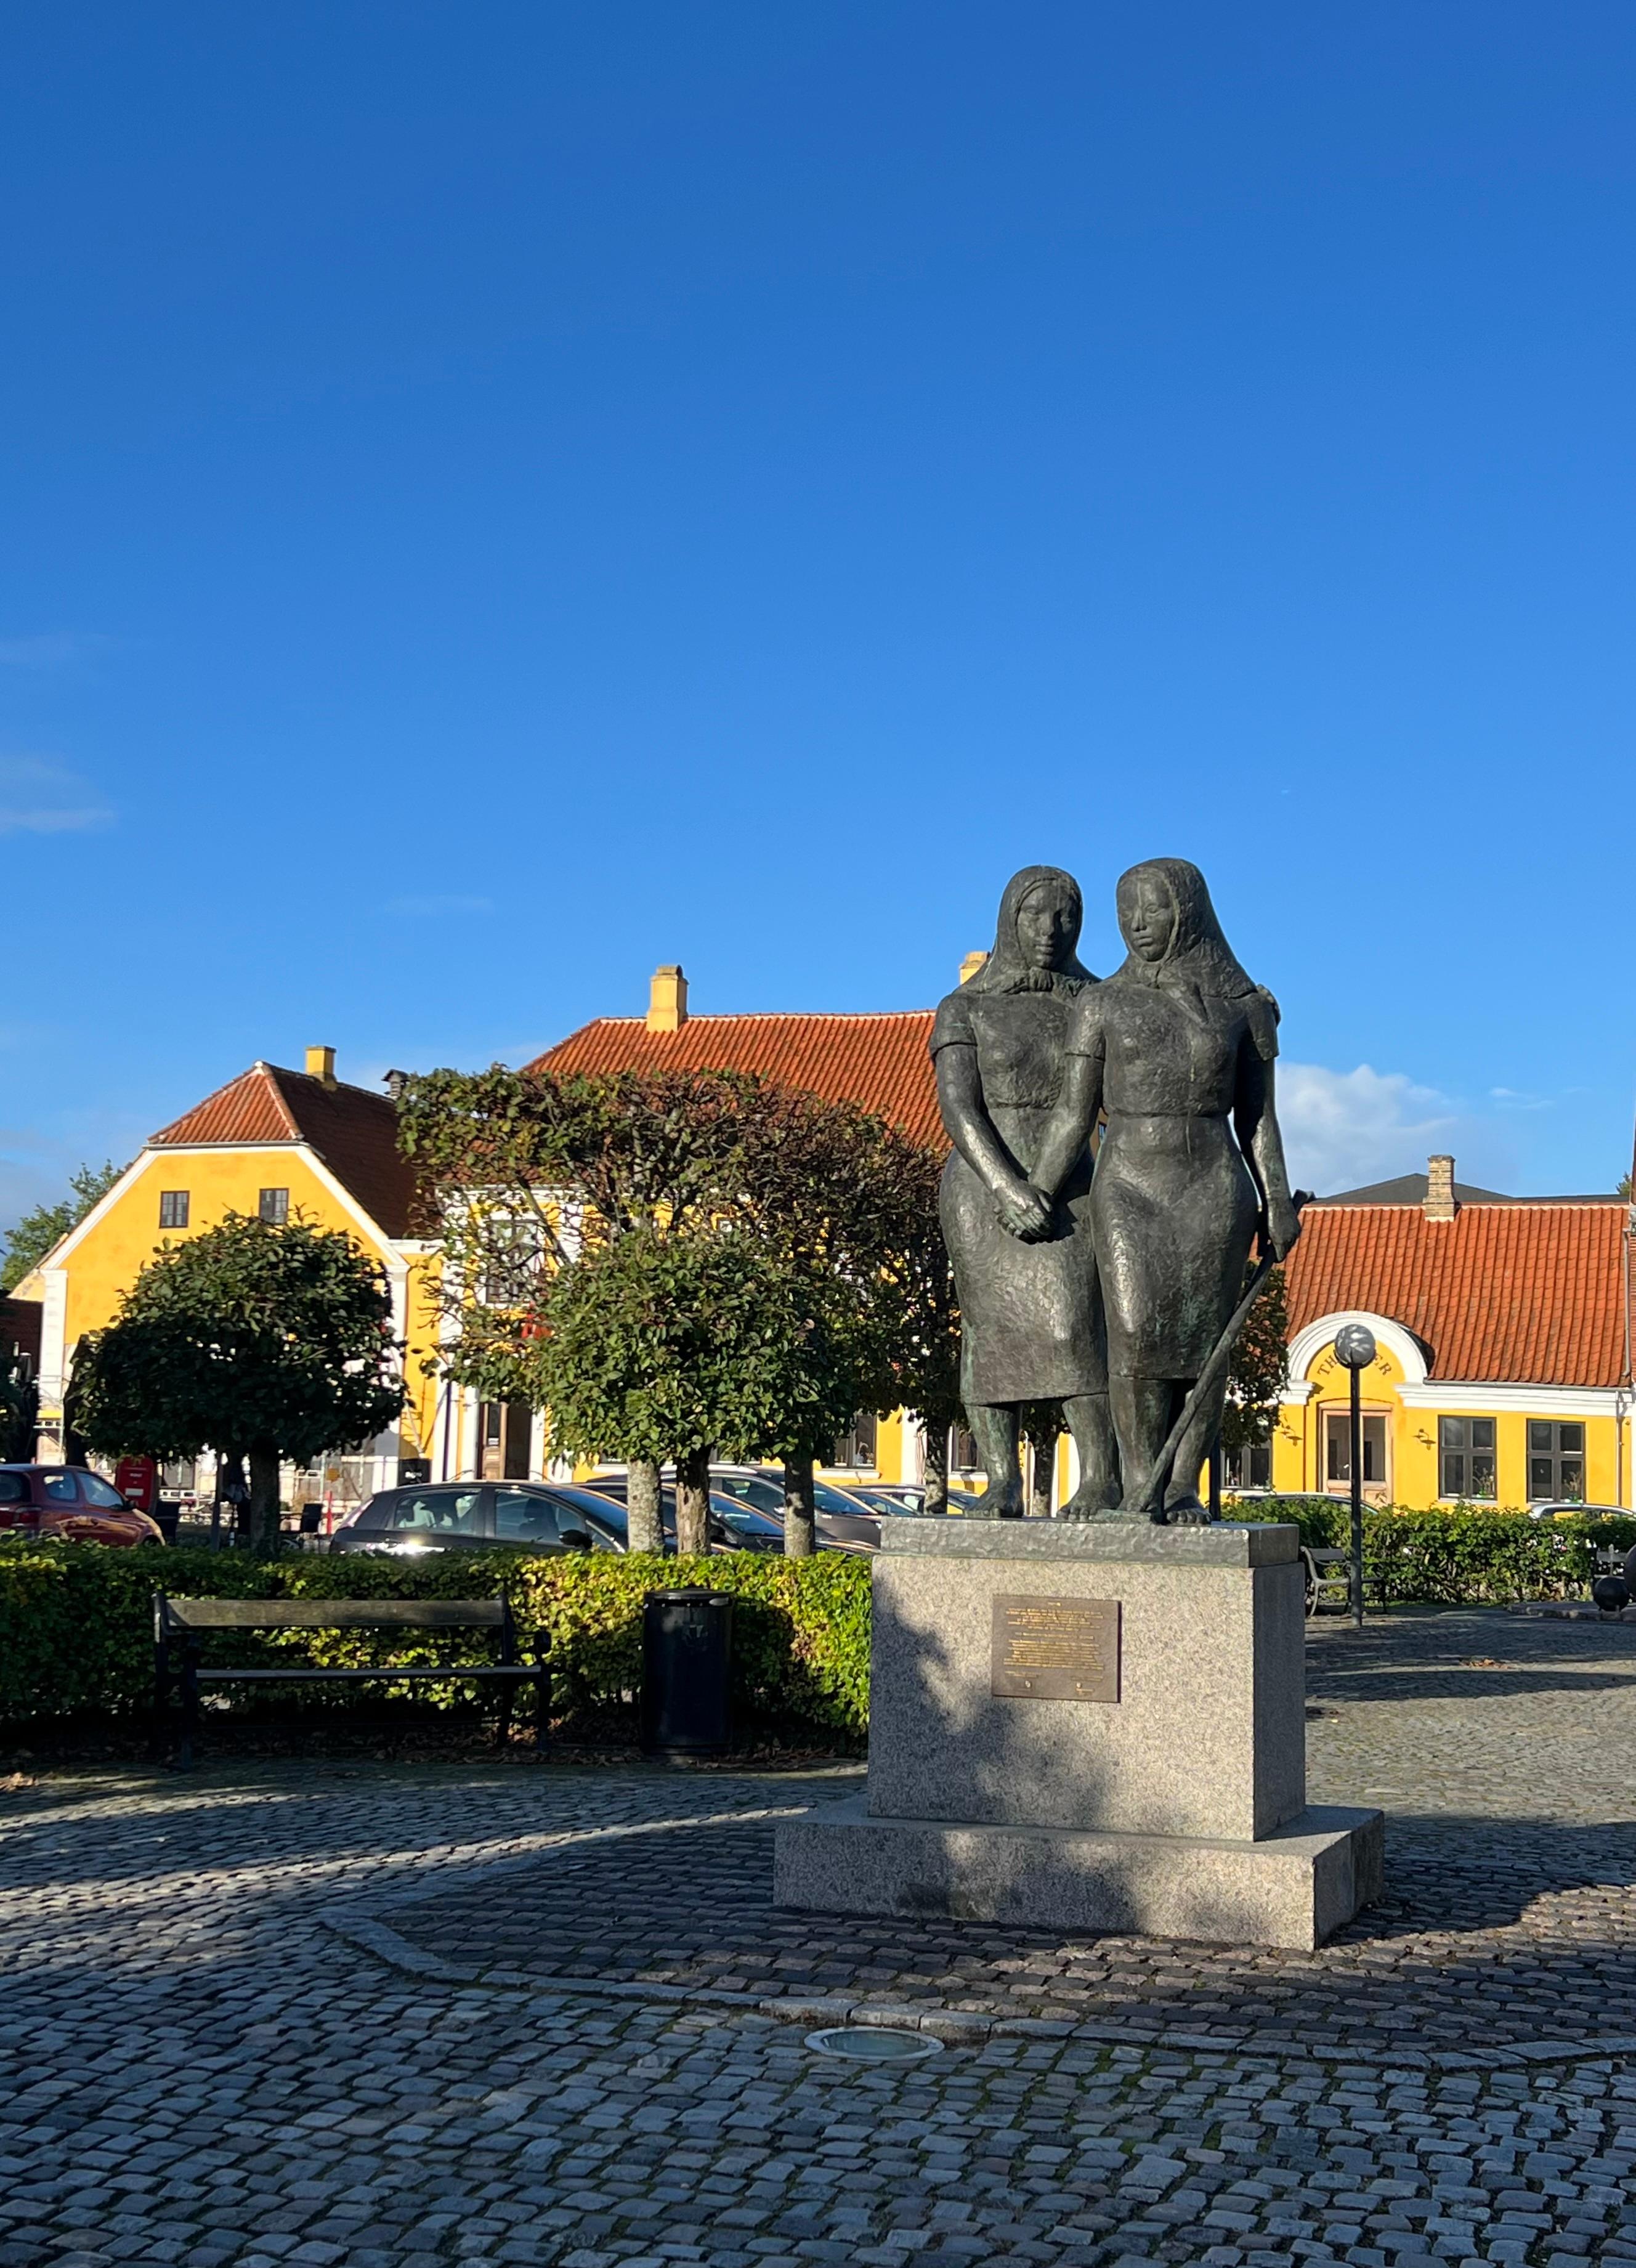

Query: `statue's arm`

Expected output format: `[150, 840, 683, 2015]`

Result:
[1234, 1049, 1302, 1259]
[935, 1047, 1051, 1241]
[1031, 1048, 1103, 1201]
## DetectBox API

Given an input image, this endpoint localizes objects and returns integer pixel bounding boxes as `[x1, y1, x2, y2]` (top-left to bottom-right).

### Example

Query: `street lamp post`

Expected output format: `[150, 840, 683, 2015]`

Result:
[1332, 1324, 1377, 1629]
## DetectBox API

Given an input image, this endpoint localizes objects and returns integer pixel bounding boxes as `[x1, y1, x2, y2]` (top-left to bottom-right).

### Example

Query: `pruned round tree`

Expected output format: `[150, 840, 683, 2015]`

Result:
[400, 1064, 947, 1555]
[70, 1212, 405, 1553]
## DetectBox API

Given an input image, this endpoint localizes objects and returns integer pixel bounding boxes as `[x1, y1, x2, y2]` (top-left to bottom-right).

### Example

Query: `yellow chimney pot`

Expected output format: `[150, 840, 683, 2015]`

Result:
[1423, 1152, 1456, 1222]
[647, 965, 689, 1034]
[306, 1045, 338, 1088]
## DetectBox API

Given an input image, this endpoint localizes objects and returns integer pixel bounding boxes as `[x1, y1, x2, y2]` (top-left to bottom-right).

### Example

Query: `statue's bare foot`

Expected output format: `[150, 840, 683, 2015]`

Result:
[1058, 1487, 1128, 1523]
[958, 1487, 1026, 1521]
[1163, 1494, 1215, 1526]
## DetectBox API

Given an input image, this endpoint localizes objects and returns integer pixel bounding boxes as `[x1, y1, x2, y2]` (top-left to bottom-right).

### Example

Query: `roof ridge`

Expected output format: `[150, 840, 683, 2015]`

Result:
[261, 1061, 395, 1107]
[576, 1007, 934, 1028]
[1316, 1196, 1623, 1209]
[256, 1064, 305, 1140]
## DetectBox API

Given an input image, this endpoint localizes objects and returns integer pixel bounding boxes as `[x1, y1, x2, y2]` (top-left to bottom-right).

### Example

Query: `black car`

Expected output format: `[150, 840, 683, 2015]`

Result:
[329, 1480, 639, 1557]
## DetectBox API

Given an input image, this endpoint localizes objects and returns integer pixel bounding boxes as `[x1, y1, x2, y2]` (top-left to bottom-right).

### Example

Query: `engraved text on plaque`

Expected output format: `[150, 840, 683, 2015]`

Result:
[991, 1595, 1120, 1703]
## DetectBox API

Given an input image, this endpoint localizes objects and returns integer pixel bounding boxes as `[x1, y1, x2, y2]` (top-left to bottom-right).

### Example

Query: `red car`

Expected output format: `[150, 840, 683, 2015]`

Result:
[0, 1465, 166, 1547]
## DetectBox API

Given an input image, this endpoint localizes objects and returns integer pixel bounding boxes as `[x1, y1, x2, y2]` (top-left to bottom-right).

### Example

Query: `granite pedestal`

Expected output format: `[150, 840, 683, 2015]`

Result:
[774, 1520, 1382, 1951]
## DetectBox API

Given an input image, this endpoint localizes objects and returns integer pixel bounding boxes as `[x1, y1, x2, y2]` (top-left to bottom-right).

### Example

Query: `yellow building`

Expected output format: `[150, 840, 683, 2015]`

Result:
[20, 1047, 443, 1509]
[1263, 1155, 1635, 1512]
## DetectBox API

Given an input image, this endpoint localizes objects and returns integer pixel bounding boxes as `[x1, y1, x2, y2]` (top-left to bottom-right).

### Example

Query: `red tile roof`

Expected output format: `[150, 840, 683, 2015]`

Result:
[150, 1065, 418, 1238]
[524, 1011, 944, 1149]
[1284, 1199, 1634, 1388]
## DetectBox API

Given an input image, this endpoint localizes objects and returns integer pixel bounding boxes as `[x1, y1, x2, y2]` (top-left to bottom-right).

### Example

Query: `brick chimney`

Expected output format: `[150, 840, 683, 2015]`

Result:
[647, 965, 689, 1034]
[306, 1045, 338, 1089]
[960, 950, 989, 986]
[1423, 1153, 1456, 1221]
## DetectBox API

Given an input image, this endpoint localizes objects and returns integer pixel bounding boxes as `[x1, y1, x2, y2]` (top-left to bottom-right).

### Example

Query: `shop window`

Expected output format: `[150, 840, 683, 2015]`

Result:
[1325, 1411, 1387, 1489]
[158, 1191, 190, 1230]
[1439, 1417, 1496, 1501]
[1224, 1443, 1272, 1491]
[830, 1412, 878, 1469]
[950, 1427, 980, 1473]
[259, 1188, 290, 1225]
[1527, 1420, 1584, 1504]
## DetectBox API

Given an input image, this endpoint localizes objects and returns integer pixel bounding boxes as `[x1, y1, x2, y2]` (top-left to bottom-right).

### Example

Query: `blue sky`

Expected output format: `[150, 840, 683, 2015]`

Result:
[3, 1, 1634, 1220]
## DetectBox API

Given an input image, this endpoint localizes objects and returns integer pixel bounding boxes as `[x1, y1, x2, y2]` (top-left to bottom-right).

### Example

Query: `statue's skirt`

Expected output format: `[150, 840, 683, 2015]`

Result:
[941, 1149, 1105, 1408]
[1091, 1112, 1258, 1380]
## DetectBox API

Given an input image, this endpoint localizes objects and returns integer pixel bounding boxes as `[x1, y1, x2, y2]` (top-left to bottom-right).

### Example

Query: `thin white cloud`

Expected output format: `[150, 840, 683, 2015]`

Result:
[0, 632, 123, 667]
[384, 894, 495, 917]
[1278, 1062, 1457, 1196]
[0, 756, 113, 836]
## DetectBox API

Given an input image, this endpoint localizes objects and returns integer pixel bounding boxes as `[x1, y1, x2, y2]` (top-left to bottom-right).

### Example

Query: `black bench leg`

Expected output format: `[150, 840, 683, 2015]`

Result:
[152, 1643, 170, 1762]
[179, 1643, 200, 1771]
[535, 1651, 551, 1754]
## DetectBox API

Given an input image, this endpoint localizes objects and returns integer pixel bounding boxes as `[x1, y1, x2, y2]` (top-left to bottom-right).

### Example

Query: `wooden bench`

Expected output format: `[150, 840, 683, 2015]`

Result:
[1302, 1546, 1353, 1618]
[153, 1592, 549, 1767]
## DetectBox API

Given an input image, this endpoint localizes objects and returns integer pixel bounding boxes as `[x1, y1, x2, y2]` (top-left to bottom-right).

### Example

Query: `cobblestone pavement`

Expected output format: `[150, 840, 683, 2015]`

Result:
[2, 1608, 1635, 2267]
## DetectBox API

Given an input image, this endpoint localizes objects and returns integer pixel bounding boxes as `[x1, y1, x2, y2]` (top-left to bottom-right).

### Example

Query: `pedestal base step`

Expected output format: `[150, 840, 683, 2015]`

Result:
[774, 1794, 1383, 1953]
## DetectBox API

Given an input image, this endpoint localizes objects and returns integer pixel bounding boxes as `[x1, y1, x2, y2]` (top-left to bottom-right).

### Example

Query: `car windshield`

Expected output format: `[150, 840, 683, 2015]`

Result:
[814, 1481, 876, 1515]
[709, 1473, 787, 1515]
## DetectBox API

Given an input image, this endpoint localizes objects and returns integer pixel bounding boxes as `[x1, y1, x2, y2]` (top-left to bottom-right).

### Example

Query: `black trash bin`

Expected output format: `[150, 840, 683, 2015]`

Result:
[641, 1587, 733, 1757]
[153, 1501, 182, 1546]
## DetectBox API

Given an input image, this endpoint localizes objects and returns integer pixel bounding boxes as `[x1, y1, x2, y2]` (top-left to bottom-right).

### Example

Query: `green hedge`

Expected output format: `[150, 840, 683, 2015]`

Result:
[4, 1505, 1633, 1734]
[1231, 1497, 1636, 1603]
[0, 1542, 870, 1737]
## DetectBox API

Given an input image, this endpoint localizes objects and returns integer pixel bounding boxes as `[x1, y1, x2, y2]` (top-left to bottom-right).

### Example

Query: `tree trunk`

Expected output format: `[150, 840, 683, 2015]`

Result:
[921, 1425, 949, 1517]
[627, 1458, 663, 1555]
[674, 1446, 711, 1558]
[783, 1454, 816, 1559]
[247, 1444, 282, 1556]
[1029, 1431, 1058, 1519]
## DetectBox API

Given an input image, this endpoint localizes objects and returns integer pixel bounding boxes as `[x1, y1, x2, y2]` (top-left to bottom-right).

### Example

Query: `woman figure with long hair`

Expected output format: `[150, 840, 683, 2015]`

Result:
[1031, 858, 1301, 1522]
[930, 865, 1118, 1517]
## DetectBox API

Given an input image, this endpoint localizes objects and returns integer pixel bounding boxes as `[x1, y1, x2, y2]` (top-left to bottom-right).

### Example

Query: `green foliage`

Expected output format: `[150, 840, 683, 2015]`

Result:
[1221, 1265, 1288, 1454]
[535, 1226, 866, 1468]
[400, 1063, 949, 1475]
[6, 1505, 1634, 1738]
[1, 1159, 125, 1292]
[1231, 1497, 1636, 1602]
[0, 1541, 871, 1737]
[70, 1213, 404, 1468]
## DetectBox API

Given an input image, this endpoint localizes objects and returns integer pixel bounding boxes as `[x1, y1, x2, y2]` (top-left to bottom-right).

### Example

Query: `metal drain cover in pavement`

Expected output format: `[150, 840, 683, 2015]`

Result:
[804, 2026, 943, 2060]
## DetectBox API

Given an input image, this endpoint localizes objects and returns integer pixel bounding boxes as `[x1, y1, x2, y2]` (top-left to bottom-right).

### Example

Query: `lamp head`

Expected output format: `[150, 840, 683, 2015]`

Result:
[1334, 1323, 1377, 1371]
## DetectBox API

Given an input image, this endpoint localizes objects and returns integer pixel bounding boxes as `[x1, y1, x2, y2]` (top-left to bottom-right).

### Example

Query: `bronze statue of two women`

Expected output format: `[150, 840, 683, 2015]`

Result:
[931, 859, 1302, 1523]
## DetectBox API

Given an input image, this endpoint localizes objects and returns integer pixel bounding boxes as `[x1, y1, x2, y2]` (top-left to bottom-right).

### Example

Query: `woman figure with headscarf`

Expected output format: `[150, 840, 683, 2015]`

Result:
[929, 865, 1119, 1518]
[1031, 859, 1302, 1522]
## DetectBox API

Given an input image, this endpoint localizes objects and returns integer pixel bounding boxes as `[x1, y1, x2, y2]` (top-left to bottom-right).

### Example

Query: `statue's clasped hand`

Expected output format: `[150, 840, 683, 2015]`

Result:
[994, 1178, 1053, 1242]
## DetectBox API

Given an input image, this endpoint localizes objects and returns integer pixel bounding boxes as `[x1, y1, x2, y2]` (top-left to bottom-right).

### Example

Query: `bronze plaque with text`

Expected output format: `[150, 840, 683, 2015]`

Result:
[991, 1595, 1120, 1703]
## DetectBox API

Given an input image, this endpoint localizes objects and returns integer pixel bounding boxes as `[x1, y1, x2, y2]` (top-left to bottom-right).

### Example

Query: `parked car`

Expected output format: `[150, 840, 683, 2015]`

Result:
[578, 1473, 818, 1554]
[1528, 1500, 1624, 1521]
[852, 1483, 935, 1515]
[708, 1466, 881, 1550]
[329, 1480, 640, 1557]
[0, 1464, 166, 1547]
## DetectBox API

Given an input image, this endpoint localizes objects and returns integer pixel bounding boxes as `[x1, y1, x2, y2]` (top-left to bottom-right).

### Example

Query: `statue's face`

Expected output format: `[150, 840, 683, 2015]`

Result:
[1015, 880, 1077, 971]
[1119, 872, 1176, 963]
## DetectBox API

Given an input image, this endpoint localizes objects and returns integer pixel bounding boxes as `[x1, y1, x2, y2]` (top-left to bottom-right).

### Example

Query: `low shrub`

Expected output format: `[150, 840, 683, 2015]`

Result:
[0, 1542, 870, 1738]
[1231, 1497, 1636, 1603]
[4, 1504, 1632, 1736]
